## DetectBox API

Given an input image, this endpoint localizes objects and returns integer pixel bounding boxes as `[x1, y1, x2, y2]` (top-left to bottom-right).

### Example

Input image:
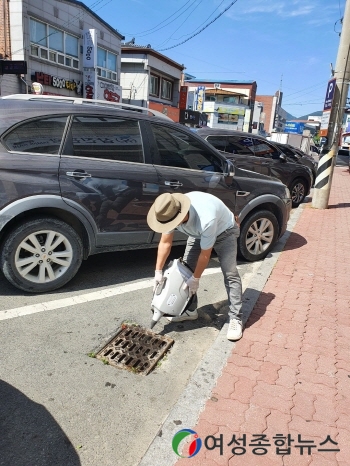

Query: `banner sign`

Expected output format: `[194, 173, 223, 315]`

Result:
[83, 29, 97, 68]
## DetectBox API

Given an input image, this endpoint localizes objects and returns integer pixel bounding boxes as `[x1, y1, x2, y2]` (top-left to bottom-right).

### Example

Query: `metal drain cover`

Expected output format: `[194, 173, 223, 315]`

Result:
[96, 324, 174, 375]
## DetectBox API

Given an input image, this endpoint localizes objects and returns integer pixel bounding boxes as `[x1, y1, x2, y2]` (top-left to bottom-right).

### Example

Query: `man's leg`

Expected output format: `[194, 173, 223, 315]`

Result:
[166, 236, 200, 322]
[214, 228, 243, 340]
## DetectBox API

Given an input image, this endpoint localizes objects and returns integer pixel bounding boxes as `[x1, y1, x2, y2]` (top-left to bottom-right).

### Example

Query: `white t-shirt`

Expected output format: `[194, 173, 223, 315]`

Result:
[170, 191, 235, 250]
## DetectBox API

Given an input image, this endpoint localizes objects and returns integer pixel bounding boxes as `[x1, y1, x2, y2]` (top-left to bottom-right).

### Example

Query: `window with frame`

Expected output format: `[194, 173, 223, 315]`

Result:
[3, 116, 68, 154]
[151, 124, 222, 172]
[68, 116, 143, 163]
[224, 136, 255, 156]
[149, 75, 159, 96]
[252, 138, 280, 159]
[30, 18, 79, 68]
[97, 47, 118, 81]
[161, 79, 172, 100]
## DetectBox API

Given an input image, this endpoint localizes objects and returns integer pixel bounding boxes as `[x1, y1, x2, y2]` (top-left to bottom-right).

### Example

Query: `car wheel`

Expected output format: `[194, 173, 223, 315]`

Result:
[1, 218, 83, 293]
[289, 178, 307, 207]
[238, 210, 279, 262]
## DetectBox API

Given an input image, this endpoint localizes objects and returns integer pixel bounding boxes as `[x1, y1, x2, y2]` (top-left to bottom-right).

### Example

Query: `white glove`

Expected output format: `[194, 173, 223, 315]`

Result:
[153, 270, 163, 292]
[183, 275, 200, 296]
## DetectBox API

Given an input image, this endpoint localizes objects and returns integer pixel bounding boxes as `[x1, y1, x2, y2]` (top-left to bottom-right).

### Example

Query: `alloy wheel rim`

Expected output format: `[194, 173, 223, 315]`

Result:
[245, 218, 274, 255]
[291, 183, 305, 204]
[14, 230, 73, 283]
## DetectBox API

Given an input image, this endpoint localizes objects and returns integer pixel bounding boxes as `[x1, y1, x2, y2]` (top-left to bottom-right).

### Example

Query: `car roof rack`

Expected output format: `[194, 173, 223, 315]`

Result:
[1, 94, 172, 120]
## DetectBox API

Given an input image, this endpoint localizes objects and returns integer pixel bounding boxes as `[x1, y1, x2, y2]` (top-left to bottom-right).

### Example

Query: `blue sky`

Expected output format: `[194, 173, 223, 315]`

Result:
[85, 0, 344, 118]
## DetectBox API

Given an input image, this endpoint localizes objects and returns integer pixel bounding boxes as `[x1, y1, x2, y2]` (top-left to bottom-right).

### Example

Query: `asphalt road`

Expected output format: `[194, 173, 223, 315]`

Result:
[0, 205, 304, 466]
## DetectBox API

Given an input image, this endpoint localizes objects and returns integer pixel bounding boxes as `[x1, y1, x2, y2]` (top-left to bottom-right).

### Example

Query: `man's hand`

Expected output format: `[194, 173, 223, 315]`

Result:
[183, 275, 200, 296]
[153, 270, 163, 292]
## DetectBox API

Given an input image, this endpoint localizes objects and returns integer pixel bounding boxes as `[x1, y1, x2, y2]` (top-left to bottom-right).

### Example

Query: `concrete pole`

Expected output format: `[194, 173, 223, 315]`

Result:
[312, 0, 350, 209]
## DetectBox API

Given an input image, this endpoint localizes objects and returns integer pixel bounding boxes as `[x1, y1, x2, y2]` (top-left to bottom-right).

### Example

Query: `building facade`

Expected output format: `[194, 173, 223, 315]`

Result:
[120, 45, 184, 121]
[256, 91, 287, 134]
[0, 0, 124, 100]
[184, 79, 257, 132]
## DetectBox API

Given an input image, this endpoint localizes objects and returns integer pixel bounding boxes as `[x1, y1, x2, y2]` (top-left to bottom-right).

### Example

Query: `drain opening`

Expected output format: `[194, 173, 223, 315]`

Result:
[95, 324, 174, 375]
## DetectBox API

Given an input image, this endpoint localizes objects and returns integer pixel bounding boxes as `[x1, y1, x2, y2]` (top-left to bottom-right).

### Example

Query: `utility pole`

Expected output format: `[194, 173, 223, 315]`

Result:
[312, 0, 350, 209]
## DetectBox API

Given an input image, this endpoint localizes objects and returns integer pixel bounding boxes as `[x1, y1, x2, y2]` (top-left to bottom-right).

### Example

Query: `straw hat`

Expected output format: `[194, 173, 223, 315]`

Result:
[147, 193, 191, 233]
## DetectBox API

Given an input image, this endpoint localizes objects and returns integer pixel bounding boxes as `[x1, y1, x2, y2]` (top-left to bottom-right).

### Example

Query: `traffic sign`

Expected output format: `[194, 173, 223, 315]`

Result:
[323, 78, 336, 111]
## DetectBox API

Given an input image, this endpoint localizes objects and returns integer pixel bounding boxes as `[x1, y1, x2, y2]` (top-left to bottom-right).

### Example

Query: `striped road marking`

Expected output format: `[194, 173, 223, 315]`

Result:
[0, 263, 260, 322]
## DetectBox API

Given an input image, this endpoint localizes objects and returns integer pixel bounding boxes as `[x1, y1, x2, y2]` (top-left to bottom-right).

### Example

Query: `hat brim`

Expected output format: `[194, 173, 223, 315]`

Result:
[147, 193, 191, 233]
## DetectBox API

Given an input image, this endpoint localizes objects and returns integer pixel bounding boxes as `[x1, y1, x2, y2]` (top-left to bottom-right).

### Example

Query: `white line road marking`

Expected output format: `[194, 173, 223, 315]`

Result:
[0, 262, 261, 322]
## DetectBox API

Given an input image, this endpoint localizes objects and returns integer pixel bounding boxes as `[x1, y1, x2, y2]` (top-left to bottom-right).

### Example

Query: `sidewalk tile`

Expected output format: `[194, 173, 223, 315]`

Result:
[231, 376, 256, 404]
[265, 409, 291, 434]
[173, 169, 350, 466]
[256, 361, 281, 384]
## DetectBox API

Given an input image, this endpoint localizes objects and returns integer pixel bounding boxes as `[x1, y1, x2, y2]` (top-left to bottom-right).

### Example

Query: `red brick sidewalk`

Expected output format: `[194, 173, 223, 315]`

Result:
[175, 166, 350, 466]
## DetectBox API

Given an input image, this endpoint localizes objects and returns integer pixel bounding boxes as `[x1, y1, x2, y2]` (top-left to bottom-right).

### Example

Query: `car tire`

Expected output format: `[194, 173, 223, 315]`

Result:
[238, 210, 279, 262]
[1, 217, 83, 293]
[289, 178, 307, 208]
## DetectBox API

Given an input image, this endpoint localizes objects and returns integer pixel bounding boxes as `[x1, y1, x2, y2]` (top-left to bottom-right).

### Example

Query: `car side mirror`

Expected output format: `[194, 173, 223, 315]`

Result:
[224, 159, 235, 177]
[279, 153, 287, 162]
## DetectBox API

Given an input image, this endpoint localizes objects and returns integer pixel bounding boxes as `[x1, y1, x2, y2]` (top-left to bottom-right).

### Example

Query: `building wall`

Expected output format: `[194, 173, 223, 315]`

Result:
[184, 81, 257, 132]
[2, 0, 123, 98]
[148, 101, 179, 122]
[256, 95, 274, 133]
[120, 48, 183, 117]
[0, 0, 11, 59]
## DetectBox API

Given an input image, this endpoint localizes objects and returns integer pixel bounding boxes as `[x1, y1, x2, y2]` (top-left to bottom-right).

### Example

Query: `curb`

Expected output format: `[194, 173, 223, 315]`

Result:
[138, 202, 306, 466]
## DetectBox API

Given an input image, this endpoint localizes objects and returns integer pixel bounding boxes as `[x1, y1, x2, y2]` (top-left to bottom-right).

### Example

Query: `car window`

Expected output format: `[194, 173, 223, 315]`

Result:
[3, 116, 67, 154]
[206, 135, 228, 152]
[225, 136, 255, 155]
[67, 116, 144, 163]
[280, 146, 298, 159]
[253, 138, 280, 159]
[151, 124, 222, 172]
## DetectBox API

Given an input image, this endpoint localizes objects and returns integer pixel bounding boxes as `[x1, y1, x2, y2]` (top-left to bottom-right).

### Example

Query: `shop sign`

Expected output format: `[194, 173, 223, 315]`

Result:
[179, 86, 188, 110]
[96, 80, 122, 102]
[83, 29, 97, 68]
[33, 72, 82, 94]
[83, 70, 97, 99]
[215, 106, 245, 116]
[320, 111, 331, 137]
[195, 86, 205, 112]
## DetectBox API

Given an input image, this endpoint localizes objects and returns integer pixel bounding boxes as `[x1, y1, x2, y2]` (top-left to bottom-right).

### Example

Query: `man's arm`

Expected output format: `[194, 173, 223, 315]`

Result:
[193, 248, 213, 279]
[156, 232, 174, 270]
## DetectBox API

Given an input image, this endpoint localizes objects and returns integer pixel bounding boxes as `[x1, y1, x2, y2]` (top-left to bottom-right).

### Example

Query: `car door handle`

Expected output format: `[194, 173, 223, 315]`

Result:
[66, 171, 92, 178]
[164, 180, 183, 187]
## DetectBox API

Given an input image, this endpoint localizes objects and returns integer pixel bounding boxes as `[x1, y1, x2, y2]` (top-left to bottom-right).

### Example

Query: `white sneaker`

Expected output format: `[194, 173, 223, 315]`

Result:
[166, 309, 198, 322]
[227, 319, 243, 341]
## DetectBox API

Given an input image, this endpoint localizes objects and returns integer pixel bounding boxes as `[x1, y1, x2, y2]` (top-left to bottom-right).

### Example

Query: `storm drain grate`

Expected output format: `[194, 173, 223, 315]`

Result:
[96, 324, 174, 375]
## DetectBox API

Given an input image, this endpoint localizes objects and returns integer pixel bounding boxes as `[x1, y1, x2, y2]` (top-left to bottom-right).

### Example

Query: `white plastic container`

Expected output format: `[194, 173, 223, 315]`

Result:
[150, 259, 193, 328]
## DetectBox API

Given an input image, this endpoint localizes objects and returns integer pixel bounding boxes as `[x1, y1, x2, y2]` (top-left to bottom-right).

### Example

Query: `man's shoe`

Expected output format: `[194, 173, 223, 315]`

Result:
[227, 319, 243, 341]
[166, 309, 198, 322]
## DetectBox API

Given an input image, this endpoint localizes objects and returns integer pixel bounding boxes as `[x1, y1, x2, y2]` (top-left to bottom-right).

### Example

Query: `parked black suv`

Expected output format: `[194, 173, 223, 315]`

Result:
[0, 95, 291, 292]
[272, 142, 317, 185]
[195, 128, 313, 207]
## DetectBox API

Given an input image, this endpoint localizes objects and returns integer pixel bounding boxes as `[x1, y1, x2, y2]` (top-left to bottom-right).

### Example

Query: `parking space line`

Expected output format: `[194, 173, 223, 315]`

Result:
[0, 267, 225, 322]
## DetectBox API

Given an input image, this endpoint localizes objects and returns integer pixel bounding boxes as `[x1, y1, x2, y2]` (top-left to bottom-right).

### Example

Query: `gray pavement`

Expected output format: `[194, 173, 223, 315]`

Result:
[0, 205, 304, 466]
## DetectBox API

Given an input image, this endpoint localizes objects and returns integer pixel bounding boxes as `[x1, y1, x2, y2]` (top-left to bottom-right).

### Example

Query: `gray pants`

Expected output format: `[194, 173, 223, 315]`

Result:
[183, 225, 242, 321]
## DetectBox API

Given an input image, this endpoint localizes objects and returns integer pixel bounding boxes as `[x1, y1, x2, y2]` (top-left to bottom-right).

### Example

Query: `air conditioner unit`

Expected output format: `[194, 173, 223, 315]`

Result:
[214, 83, 221, 89]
